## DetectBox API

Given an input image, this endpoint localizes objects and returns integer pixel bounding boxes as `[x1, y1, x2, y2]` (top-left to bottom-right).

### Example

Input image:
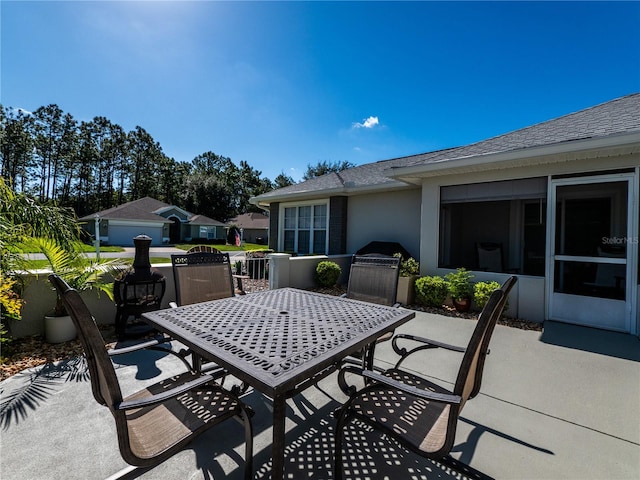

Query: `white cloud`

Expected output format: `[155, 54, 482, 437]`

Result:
[352, 116, 379, 129]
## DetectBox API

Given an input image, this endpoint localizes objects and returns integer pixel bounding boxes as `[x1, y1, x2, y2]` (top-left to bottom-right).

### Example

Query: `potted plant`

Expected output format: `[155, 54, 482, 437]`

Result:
[31, 237, 124, 343]
[445, 267, 475, 312]
[395, 254, 420, 305]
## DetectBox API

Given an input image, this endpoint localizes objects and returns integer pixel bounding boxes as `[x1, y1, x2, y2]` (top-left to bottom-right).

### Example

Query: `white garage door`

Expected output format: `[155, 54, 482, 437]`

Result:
[109, 225, 164, 246]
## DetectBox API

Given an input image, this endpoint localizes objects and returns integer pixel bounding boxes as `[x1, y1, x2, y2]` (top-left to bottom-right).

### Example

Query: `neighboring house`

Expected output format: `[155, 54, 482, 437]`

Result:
[252, 93, 640, 336]
[228, 212, 270, 244]
[79, 197, 226, 246]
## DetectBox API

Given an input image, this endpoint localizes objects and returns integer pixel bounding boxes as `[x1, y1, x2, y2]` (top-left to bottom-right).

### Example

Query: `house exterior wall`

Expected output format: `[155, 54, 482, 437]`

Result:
[419, 153, 639, 330]
[346, 188, 422, 258]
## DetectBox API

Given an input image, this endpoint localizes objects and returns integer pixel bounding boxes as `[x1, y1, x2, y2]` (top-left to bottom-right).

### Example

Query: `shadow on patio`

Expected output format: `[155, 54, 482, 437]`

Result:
[1, 311, 638, 479]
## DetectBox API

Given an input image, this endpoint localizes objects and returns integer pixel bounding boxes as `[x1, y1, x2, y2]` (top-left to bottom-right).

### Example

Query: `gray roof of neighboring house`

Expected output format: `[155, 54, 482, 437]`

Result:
[79, 197, 224, 225]
[229, 213, 270, 230]
[79, 197, 171, 223]
[253, 93, 640, 204]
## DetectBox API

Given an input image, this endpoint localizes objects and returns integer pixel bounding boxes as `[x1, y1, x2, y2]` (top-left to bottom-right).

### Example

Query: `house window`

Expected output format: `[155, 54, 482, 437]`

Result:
[199, 226, 215, 240]
[282, 203, 328, 254]
[439, 178, 547, 275]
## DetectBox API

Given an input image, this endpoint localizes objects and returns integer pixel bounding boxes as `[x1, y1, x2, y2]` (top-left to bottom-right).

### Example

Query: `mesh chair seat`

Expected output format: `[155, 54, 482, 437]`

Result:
[123, 371, 243, 463]
[347, 368, 454, 455]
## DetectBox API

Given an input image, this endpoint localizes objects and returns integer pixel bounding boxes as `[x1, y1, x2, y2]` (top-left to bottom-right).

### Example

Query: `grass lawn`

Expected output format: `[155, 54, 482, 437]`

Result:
[20, 243, 270, 269]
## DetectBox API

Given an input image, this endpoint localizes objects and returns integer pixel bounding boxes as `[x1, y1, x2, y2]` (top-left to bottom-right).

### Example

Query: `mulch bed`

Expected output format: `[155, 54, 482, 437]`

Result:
[1, 286, 542, 382]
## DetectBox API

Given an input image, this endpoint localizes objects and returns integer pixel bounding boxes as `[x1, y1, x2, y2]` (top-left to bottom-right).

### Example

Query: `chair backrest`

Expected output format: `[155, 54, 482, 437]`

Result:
[345, 254, 401, 306]
[48, 274, 123, 409]
[187, 245, 221, 254]
[453, 276, 517, 405]
[171, 252, 235, 306]
[476, 242, 503, 272]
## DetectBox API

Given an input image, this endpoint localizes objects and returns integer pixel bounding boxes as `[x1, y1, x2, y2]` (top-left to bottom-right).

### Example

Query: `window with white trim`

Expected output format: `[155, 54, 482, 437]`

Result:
[282, 203, 328, 254]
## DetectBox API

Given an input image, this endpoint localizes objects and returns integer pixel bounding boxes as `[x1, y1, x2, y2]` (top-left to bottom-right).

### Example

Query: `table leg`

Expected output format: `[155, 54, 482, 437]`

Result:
[271, 395, 286, 480]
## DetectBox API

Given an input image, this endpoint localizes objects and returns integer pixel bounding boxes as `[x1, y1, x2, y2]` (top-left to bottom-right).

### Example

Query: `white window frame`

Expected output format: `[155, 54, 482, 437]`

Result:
[279, 200, 329, 254]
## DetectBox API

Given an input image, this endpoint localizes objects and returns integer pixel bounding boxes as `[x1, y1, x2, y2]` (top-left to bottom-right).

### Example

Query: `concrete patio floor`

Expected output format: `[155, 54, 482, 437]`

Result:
[1, 310, 639, 479]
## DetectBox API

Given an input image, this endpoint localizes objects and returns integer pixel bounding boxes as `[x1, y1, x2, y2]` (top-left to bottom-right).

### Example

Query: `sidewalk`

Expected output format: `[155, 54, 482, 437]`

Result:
[1, 311, 639, 479]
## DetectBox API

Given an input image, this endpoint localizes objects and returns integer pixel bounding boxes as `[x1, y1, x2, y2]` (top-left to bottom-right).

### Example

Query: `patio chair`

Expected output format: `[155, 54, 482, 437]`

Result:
[186, 245, 221, 254]
[170, 252, 249, 386]
[171, 252, 236, 306]
[48, 274, 254, 479]
[334, 276, 517, 480]
[341, 254, 401, 369]
[476, 242, 519, 274]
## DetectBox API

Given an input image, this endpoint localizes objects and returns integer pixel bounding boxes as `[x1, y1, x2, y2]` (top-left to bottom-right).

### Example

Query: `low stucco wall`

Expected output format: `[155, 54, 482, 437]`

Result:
[9, 265, 177, 339]
[270, 254, 352, 290]
[9, 261, 557, 339]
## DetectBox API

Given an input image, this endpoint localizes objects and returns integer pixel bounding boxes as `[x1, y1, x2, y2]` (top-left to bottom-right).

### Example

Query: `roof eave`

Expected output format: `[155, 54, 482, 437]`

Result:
[250, 180, 416, 207]
[386, 131, 640, 181]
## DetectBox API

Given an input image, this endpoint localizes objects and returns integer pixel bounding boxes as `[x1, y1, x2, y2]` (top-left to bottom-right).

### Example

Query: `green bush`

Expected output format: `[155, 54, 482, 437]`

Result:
[315, 261, 341, 287]
[394, 253, 420, 277]
[473, 281, 501, 310]
[445, 267, 474, 300]
[415, 276, 449, 307]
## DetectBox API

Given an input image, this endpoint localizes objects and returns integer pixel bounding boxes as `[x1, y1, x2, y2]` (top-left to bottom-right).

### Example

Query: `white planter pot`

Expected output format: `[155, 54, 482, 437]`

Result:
[44, 315, 77, 344]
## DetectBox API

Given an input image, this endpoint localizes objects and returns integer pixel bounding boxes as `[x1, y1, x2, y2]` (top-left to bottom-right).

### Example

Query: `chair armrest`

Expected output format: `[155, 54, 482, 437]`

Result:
[107, 336, 173, 356]
[115, 373, 217, 411]
[361, 369, 462, 406]
[392, 333, 466, 354]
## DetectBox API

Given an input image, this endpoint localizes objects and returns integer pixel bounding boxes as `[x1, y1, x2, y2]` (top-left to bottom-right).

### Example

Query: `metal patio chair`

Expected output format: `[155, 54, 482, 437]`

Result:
[186, 245, 221, 254]
[48, 274, 254, 479]
[341, 254, 401, 370]
[335, 276, 517, 480]
[171, 252, 236, 306]
[170, 251, 249, 388]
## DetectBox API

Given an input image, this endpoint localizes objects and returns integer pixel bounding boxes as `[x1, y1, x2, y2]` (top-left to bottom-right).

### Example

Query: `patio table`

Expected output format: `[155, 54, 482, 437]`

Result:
[143, 287, 415, 480]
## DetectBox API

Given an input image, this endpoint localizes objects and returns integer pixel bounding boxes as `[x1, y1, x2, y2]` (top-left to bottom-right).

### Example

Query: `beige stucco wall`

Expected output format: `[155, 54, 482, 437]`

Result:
[9, 266, 177, 339]
[418, 153, 639, 329]
[346, 188, 422, 259]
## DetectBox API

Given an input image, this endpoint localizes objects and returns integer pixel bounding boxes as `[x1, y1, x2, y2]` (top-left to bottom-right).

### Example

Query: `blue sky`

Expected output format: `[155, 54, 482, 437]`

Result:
[2, 1, 639, 183]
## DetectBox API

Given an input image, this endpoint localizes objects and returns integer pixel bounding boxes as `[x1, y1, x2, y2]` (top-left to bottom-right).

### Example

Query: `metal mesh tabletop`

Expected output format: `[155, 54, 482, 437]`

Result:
[143, 288, 415, 394]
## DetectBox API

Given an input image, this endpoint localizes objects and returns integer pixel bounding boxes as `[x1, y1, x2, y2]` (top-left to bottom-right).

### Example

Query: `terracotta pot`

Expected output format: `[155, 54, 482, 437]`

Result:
[452, 297, 472, 313]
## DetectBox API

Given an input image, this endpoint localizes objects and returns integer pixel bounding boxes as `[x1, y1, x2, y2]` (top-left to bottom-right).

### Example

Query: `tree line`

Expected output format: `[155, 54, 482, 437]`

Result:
[0, 104, 298, 222]
[1, 104, 356, 222]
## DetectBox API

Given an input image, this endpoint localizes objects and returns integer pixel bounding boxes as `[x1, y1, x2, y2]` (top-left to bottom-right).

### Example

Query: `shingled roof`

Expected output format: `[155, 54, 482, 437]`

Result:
[253, 93, 640, 204]
[79, 197, 171, 222]
[79, 197, 224, 225]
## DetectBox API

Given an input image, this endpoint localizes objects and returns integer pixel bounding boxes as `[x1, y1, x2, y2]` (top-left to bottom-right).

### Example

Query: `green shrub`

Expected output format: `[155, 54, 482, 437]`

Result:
[394, 253, 420, 277]
[445, 267, 474, 300]
[315, 261, 341, 287]
[415, 276, 449, 307]
[473, 281, 501, 310]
